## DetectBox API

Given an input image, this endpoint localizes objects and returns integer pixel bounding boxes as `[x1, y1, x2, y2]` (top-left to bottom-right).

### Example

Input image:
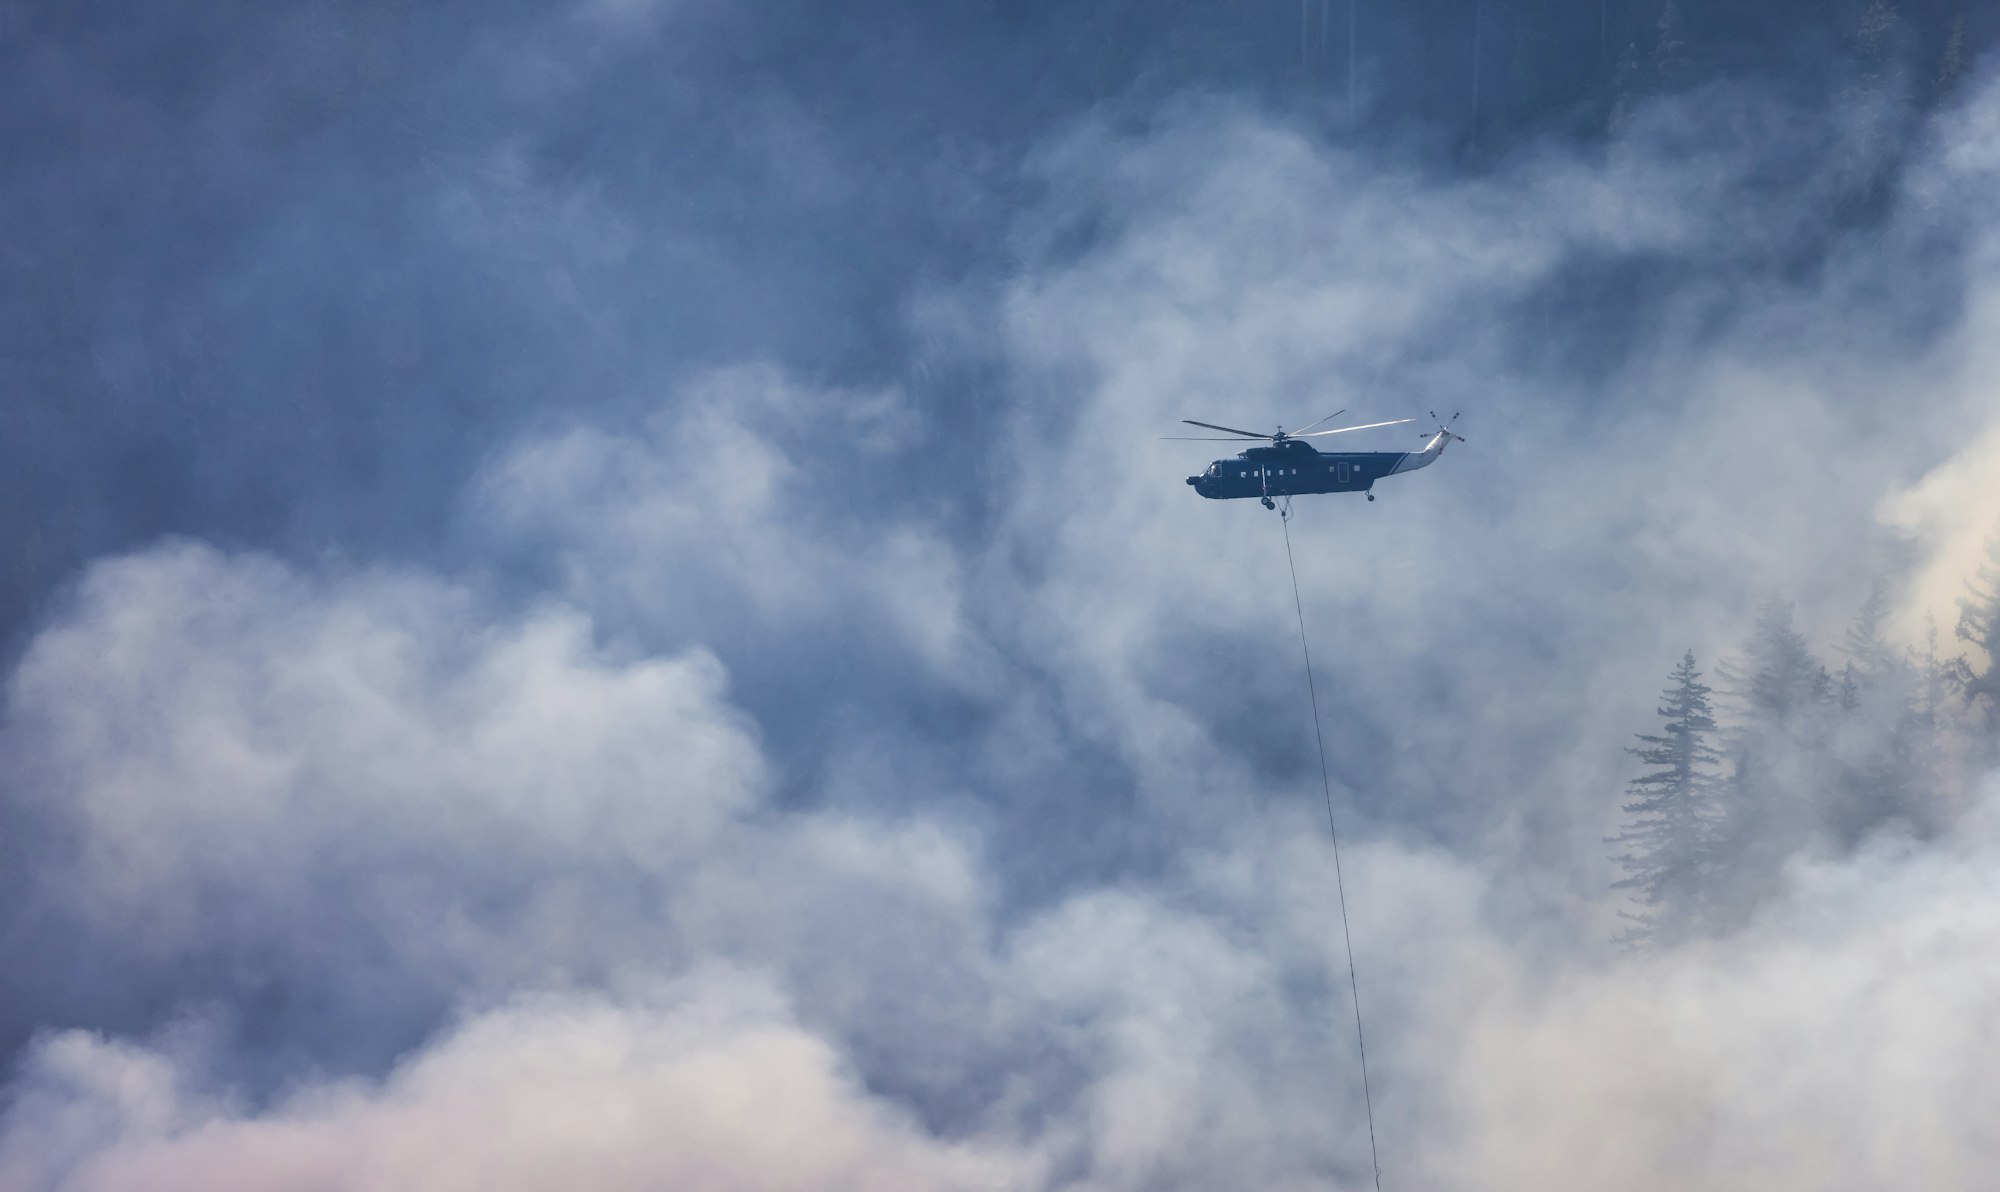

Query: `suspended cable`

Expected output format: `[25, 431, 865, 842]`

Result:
[1280, 503, 1382, 1192]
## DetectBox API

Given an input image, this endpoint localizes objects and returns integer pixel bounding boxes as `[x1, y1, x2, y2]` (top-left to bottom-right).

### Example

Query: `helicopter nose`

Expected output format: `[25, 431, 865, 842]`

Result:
[1186, 476, 1198, 486]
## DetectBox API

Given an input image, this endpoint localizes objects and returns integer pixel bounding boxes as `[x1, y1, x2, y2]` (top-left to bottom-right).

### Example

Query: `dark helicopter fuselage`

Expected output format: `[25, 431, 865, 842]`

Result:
[1186, 432, 1452, 501]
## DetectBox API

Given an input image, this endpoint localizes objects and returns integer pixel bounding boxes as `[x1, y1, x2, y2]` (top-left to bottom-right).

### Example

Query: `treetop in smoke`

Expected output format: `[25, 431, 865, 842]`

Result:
[1610, 649, 1724, 947]
[1951, 528, 2000, 737]
[1614, 540, 1998, 945]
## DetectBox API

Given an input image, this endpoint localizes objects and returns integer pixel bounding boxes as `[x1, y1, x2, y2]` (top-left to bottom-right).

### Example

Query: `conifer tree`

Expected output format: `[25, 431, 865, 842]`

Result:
[1844, 581, 1898, 680]
[1830, 582, 1924, 844]
[1913, 616, 1960, 743]
[1610, 650, 1723, 947]
[1837, 661, 1862, 714]
[1951, 528, 2000, 735]
[1854, 0, 1899, 77]
[1939, 12, 1968, 94]
[1651, 0, 1690, 91]
[1905, 617, 1964, 830]
[1737, 599, 1822, 723]
[1714, 599, 1829, 910]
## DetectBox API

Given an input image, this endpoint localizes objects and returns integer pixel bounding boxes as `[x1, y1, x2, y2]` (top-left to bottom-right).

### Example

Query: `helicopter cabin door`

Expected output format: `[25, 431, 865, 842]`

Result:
[1335, 461, 1350, 485]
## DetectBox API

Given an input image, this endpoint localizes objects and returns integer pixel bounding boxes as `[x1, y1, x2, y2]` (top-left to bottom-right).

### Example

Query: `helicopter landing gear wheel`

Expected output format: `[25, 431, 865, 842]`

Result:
[1366, 493, 1375, 502]
[1261, 496, 1276, 510]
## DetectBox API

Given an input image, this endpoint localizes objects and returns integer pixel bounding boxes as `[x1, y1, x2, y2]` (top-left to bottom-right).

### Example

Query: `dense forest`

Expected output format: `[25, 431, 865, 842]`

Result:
[1268, 0, 1996, 142]
[1611, 528, 2000, 945]
[1015, 0, 1999, 153]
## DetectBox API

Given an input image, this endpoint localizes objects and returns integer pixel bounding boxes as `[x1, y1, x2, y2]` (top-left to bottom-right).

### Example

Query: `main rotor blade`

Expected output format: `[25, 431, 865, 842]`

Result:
[1298, 418, 1416, 437]
[1159, 435, 1277, 441]
[1286, 410, 1347, 436]
[1180, 419, 1272, 439]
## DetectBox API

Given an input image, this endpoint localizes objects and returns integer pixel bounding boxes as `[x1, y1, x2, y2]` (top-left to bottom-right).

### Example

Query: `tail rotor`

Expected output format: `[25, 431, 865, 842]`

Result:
[1421, 410, 1466, 443]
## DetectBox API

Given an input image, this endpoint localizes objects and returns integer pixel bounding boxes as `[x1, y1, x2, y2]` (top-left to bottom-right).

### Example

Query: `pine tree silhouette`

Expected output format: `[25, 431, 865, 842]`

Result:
[1714, 599, 1830, 914]
[1610, 650, 1724, 947]
[1951, 528, 2000, 740]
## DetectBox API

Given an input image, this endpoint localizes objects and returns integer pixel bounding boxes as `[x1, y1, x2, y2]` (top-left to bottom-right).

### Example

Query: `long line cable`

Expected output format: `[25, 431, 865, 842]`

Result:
[1280, 505, 1382, 1192]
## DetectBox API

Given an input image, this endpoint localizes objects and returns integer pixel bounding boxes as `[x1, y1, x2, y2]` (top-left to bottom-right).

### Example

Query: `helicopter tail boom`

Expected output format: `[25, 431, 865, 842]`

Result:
[1388, 430, 1454, 474]
[1388, 413, 1464, 475]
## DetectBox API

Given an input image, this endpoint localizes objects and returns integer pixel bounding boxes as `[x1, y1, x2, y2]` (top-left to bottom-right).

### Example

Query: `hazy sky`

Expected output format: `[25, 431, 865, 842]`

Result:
[5, 4, 2000, 1190]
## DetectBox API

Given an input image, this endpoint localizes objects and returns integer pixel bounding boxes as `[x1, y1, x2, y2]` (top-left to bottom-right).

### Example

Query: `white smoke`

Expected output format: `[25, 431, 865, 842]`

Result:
[9, 62, 2000, 1192]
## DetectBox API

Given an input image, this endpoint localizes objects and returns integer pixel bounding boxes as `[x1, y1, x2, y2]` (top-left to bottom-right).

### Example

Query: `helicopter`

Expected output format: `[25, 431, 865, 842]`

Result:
[1171, 411, 1463, 509]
